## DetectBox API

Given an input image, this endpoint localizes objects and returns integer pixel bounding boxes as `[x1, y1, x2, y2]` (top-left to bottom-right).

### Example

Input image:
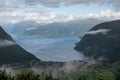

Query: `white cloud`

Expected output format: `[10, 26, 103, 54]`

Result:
[0, 8, 120, 25]
[50, 11, 56, 18]
[87, 9, 120, 20]
[0, 39, 16, 47]
[0, 0, 120, 25]
[67, 15, 74, 21]
[86, 29, 111, 35]
[26, 27, 37, 31]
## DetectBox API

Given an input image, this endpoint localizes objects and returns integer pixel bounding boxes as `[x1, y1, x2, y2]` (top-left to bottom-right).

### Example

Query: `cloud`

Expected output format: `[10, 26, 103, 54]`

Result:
[23, 0, 101, 7]
[0, 8, 120, 25]
[0, 0, 19, 11]
[50, 12, 56, 18]
[86, 9, 120, 21]
[67, 15, 74, 20]
[0, 0, 120, 24]
[61, 61, 80, 73]
[0, 8, 49, 24]
[86, 29, 111, 35]
[0, 0, 116, 9]
[109, 0, 120, 10]
[26, 27, 37, 31]
[0, 39, 16, 47]
[0, 0, 120, 10]
[1, 9, 120, 25]
[18, 0, 120, 9]
[0, 8, 77, 24]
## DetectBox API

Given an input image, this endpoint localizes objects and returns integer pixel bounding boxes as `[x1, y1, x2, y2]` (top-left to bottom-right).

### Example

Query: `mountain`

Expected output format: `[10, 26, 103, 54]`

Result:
[74, 20, 120, 62]
[10, 19, 104, 37]
[10, 21, 40, 35]
[0, 26, 38, 65]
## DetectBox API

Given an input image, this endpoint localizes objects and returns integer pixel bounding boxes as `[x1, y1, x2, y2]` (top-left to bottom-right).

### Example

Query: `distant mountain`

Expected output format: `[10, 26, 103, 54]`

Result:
[74, 20, 120, 62]
[0, 26, 38, 65]
[10, 19, 104, 37]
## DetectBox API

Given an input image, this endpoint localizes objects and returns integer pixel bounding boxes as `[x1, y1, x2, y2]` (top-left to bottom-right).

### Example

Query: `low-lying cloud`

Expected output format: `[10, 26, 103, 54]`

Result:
[86, 29, 111, 35]
[0, 39, 16, 47]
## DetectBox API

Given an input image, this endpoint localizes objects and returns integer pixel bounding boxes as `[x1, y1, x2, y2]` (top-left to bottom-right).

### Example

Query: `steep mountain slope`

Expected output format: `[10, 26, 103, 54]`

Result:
[0, 26, 38, 65]
[74, 20, 120, 61]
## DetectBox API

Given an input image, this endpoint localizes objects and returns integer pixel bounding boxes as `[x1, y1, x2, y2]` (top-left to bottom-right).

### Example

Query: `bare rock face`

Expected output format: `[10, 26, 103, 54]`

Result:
[0, 26, 38, 65]
[75, 20, 120, 61]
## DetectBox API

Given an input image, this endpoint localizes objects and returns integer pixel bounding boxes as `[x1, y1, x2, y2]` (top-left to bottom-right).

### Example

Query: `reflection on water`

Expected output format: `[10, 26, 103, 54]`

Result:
[14, 36, 85, 62]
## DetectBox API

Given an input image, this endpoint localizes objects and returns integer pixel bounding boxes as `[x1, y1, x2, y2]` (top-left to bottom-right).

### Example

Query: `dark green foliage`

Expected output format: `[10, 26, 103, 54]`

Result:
[0, 26, 38, 65]
[0, 70, 59, 80]
[0, 66, 117, 80]
[75, 20, 120, 61]
[15, 71, 40, 80]
[44, 74, 59, 80]
[0, 70, 14, 80]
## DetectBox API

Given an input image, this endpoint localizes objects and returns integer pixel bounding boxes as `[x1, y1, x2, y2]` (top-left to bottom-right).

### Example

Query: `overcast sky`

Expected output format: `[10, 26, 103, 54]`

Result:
[0, 0, 120, 24]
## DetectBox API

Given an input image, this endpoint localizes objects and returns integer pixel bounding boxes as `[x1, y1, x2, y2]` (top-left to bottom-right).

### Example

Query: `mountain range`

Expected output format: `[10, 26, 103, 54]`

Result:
[4, 19, 104, 37]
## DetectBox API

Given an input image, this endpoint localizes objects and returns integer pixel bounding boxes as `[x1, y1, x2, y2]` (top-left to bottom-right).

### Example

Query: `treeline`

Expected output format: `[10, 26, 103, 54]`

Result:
[0, 70, 58, 80]
[0, 61, 120, 80]
[0, 69, 116, 80]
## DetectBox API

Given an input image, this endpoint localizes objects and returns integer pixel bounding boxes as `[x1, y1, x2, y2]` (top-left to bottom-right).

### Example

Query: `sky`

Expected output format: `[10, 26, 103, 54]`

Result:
[0, 0, 120, 24]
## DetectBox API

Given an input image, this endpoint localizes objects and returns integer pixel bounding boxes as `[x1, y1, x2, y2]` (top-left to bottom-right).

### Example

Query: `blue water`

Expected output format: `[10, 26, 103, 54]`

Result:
[14, 36, 84, 62]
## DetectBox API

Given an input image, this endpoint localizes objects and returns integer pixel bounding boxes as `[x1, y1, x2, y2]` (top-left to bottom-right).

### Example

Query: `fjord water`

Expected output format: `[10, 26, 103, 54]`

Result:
[14, 36, 84, 62]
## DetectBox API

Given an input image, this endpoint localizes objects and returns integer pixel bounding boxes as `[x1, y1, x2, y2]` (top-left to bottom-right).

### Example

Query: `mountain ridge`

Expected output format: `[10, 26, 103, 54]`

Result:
[8, 19, 104, 37]
[74, 20, 120, 62]
[0, 26, 38, 65]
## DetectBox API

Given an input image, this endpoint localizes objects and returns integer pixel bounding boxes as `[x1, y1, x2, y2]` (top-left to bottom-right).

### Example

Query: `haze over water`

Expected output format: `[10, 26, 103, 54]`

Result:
[14, 36, 85, 62]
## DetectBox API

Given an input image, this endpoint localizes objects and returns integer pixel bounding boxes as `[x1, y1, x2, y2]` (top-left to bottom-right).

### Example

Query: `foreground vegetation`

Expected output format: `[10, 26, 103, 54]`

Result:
[0, 60, 120, 80]
[0, 69, 116, 80]
[0, 70, 59, 80]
